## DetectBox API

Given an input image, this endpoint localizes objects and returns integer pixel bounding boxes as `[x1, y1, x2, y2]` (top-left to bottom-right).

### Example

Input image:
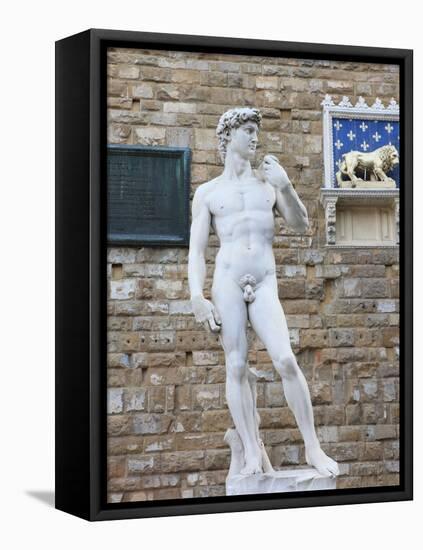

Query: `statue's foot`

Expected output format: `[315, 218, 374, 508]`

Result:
[305, 445, 339, 478]
[240, 454, 263, 476]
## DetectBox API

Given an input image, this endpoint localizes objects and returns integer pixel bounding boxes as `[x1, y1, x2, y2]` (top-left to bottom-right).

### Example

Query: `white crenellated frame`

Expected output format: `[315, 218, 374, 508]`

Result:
[321, 95, 400, 189]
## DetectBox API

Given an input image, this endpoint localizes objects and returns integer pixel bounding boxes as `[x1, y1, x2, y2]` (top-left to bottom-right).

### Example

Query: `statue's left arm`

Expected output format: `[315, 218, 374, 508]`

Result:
[261, 155, 309, 232]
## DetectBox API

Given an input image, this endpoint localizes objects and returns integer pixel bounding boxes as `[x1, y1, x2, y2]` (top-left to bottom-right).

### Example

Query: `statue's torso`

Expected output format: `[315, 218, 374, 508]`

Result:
[205, 175, 278, 285]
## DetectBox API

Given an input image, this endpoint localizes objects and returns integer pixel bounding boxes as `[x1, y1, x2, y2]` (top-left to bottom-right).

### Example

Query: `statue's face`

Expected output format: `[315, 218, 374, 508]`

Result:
[227, 121, 259, 160]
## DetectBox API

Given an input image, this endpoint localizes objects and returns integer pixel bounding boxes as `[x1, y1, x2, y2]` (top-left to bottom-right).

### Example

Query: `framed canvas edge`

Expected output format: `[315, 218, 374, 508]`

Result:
[55, 28, 413, 522]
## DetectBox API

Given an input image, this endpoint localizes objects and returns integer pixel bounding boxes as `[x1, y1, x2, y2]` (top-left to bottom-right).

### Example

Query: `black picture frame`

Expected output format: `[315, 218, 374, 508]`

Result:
[55, 28, 413, 521]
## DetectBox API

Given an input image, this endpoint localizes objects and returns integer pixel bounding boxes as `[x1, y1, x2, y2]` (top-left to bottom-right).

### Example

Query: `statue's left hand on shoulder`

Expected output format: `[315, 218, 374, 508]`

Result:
[258, 154, 291, 191]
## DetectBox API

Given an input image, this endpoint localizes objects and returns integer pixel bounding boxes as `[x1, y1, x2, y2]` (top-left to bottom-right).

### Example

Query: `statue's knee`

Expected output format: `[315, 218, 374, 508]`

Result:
[226, 352, 247, 382]
[273, 353, 298, 379]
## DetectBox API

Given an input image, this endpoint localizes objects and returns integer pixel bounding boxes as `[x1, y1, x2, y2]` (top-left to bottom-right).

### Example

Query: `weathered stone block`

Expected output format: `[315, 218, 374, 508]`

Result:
[122, 491, 149, 502]
[205, 450, 231, 470]
[172, 412, 202, 433]
[108, 80, 128, 97]
[362, 403, 387, 424]
[303, 135, 322, 154]
[256, 76, 279, 89]
[316, 426, 338, 443]
[343, 279, 361, 297]
[361, 442, 383, 461]
[382, 328, 399, 347]
[361, 279, 389, 298]
[374, 425, 396, 440]
[148, 386, 167, 413]
[278, 280, 305, 299]
[119, 332, 140, 352]
[265, 382, 285, 407]
[171, 70, 201, 84]
[140, 67, 171, 82]
[134, 127, 166, 146]
[160, 451, 205, 472]
[109, 279, 136, 300]
[311, 381, 332, 404]
[108, 123, 132, 143]
[315, 265, 342, 279]
[124, 389, 147, 412]
[192, 351, 219, 365]
[194, 128, 217, 150]
[259, 407, 297, 429]
[108, 436, 144, 456]
[108, 415, 131, 436]
[166, 127, 193, 147]
[338, 426, 362, 441]
[329, 329, 354, 347]
[300, 329, 329, 348]
[107, 388, 124, 414]
[345, 404, 361, 425]
[132, 413, 173, 435]
[360, 380, 378, 402]
[132, 83, 154, 98]
[118, 66, 139, 79]
[108, 457, 126, 479]
[330, 442, 360, 462]
[144, 435, 175, 453]
[202, 410, 231, 432]
[128, 455, 158, 474]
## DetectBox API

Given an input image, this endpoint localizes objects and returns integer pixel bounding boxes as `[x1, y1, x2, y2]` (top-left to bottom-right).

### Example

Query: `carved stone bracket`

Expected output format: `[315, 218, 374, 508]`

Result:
[320, 194, 338, 245]
[394, 197, 400, 245]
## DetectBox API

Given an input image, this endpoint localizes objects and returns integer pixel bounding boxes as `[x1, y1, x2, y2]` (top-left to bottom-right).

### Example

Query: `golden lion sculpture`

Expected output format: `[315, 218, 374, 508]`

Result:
[336, 144, 399, 188]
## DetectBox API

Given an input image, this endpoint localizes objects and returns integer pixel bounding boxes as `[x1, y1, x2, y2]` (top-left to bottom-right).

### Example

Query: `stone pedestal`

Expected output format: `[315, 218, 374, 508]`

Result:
[226, 468, 336, 496]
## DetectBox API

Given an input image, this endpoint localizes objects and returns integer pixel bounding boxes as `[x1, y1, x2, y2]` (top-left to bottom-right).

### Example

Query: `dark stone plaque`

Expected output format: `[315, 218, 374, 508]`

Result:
[107, 145, 191, 246]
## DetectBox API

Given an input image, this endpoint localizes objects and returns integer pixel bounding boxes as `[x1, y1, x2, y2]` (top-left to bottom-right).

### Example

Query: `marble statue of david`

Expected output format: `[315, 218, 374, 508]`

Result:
[188, 107, 339, 478]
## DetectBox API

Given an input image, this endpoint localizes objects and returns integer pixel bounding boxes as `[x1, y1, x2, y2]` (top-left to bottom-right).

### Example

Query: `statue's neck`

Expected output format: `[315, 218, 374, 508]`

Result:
[223, 150, 253, 181]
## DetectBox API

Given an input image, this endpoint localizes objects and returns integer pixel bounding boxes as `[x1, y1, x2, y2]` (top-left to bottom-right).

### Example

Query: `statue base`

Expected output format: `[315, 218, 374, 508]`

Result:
[226, 468, 336, 496]
[339, 178, 396, 189]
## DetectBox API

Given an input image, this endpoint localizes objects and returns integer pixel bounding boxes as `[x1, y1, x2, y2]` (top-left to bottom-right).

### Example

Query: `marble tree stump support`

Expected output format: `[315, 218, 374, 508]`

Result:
[188, 107, 338, 495]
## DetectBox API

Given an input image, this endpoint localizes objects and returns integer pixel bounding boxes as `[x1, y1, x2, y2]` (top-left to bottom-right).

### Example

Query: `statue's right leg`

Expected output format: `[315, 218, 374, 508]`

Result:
[212, 277, 263, 475]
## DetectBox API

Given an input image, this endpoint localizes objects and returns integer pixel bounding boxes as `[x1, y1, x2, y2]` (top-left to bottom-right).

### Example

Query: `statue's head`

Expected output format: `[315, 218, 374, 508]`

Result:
[216, 107, 262, 163]
[380, 144, 399, 168]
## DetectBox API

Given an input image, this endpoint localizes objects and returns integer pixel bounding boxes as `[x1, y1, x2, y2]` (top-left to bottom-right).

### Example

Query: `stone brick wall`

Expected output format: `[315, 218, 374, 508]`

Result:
[106, 47, 400, 503]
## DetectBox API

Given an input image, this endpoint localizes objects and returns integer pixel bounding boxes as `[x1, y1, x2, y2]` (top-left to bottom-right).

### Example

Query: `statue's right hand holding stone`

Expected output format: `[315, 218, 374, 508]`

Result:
[191, 295, 222, 333]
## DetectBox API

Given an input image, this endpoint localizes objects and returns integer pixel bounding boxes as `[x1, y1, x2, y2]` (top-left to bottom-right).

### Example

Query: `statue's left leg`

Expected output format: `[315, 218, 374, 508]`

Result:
[248, 276, 339, 478]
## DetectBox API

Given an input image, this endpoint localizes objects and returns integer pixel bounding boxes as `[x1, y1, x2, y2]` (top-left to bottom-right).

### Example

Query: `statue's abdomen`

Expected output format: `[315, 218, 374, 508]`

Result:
[215, 210, 276, 285]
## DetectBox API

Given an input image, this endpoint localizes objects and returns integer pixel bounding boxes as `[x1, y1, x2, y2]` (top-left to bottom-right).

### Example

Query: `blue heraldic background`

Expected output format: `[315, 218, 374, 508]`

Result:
[332, 118, 400, 187]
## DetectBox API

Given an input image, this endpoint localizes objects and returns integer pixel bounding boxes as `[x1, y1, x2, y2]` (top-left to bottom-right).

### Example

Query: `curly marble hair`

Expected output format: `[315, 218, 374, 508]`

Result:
[216, 107, 262, 162]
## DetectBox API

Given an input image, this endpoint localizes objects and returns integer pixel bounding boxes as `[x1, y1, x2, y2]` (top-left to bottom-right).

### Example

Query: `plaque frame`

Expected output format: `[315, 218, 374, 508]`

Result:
[55, 29, 413, 521]
[107, 144, 191, 246]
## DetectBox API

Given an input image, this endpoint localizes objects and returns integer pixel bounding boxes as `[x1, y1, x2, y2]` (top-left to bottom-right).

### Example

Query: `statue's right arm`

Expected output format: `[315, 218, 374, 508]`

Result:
[188, 185, 211, 299]
[188, 185, 222, 332]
